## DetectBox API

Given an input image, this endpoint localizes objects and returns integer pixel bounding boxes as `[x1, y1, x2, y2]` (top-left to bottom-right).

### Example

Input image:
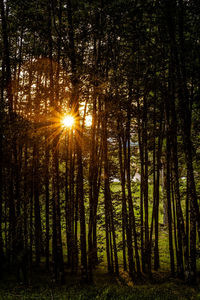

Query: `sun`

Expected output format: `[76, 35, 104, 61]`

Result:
[61, 115, 74, 128]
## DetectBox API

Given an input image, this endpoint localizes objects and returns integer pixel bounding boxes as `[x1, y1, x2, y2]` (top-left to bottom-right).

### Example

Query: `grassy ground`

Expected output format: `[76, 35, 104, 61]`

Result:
[1, 182, 199, 299]
[0, 264, 199, 300]
[1, 211, 199, 299]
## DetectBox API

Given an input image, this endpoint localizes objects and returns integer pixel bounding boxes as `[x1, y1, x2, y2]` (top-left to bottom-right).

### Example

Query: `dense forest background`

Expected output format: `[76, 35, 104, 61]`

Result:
[0, 0, 200, 295]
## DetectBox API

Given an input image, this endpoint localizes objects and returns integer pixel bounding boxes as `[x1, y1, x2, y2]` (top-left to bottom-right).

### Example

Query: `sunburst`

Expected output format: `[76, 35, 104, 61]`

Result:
[61, 115, 74, 128]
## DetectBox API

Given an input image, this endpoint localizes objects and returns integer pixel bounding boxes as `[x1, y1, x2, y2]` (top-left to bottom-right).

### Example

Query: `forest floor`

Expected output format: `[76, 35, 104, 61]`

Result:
[0, 264, 200, 300]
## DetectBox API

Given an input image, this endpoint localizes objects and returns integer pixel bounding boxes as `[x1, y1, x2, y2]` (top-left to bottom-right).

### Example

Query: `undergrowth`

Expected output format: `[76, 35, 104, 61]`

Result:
[0, 265, 199, 300]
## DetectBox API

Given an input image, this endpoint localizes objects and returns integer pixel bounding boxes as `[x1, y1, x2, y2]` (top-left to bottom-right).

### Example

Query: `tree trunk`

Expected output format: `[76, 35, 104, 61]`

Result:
[165, 112, 175, 276]
[117, 119, 127, 272]
[126, 100, 140, 275]
[143, 94, 150, 273]
[154, 106, 163, 270]
[136, 96, 145, 272]
[45, 138, 50, 270]
[33, 142, 42, 266]
[0, 0, 13, 113]
[0, 62, 4, 268]
[103, 104, 118, 275]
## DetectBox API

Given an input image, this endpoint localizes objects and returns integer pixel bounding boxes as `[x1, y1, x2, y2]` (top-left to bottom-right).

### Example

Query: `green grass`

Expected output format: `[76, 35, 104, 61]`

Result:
[0, 268, 199, 300]
[1, 182, 199, 299]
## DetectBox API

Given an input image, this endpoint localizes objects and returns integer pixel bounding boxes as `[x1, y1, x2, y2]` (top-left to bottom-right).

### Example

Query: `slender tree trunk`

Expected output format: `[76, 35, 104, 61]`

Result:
[65, 133, 70, 267]
[154, 107, 163, 270]
[33, 142, 42, 266]
[143, 95, 150, 273]
[0, 63, 4, 267]
[45, 138, 50, 270]
[1, 0, 15, 266]
[88, 97, 97, 281]
[137, 97, 145, 272]
[103, 105, 118, 275]
[70, 133, 76, 275]
[126, 100, 140, 275]
[67, 130, 74, 269]
[23, 143, 28, 252]
[171, 178, 178, 272]
[52, 136, 64, 283]
[117, 119, 127, 272]
[56, 145, 65, 282]
[150, 98, 156, 272]
[190, 180, 196, 280]
[185, 171, 189, 270]
[102, 114, 111, 273]
[29, 158, 34, 283]
[74, 161, 79, 274]
[76, 136, 88, 280]
[165, 114, 175, 276]
[0, 0, 13, 113]
[0, 123, 3, 270]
